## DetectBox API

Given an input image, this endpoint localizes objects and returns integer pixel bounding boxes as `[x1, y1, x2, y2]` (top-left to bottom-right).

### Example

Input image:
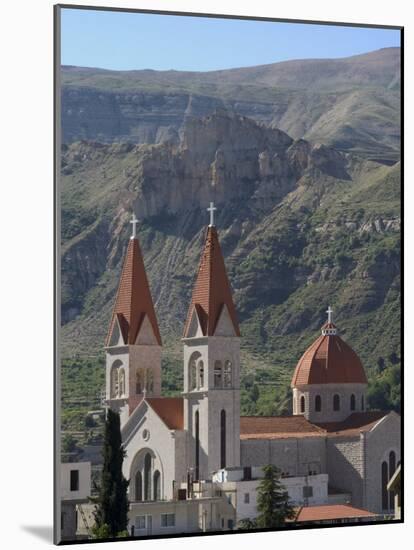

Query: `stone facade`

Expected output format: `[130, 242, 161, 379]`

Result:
[183, 331, 241, 479]
[293, 383, 367, 423]
[241, 437, 327, 476]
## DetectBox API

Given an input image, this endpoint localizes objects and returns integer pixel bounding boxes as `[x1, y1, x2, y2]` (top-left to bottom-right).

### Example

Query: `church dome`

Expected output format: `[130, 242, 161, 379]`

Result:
[291, 311, 367, 387]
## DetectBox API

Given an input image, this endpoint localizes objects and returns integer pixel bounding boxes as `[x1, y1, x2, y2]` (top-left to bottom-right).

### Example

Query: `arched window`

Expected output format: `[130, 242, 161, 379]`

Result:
[300, 395, 305, 414]
[111, 364, 119, 398]
[144, 453, 152, 501]
[153, 470, 161, 501]
[382, 461, 389, 510]
[224, 360, 232, 388]
[389, 451, 396, 510]
[315, 395, 322, 412]
[135, 471, 142, 501]
[220, 410, 226, 469]
[361, 395, 365, 411]
[136, 368, 144, 394]
[118, 368, 125, 397]
[350, 394, 356, 411]
[333, 394, 340, 411]
[197, 360, 204, 390]
[188, 352, 201, 391]
[214, 361, 223, 388]
[195, 411, 200, 481]
[146, 369, 154, 394]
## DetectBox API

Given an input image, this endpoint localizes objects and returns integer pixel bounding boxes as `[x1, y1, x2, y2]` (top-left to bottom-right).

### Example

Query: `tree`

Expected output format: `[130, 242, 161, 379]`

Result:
[92, 409, 129, 538]
[256, 465, 295, 528]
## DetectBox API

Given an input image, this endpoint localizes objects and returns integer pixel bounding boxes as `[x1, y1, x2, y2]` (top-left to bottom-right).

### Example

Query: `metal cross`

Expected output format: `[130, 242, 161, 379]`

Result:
[326, 306, 333, 324]
[207, 202, 217, 227]
[130, 213, 139, 239]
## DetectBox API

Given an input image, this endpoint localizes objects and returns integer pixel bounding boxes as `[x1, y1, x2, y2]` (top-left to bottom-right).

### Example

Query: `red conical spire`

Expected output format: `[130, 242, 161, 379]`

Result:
[183, 222, 240, 338]
[106, 227, 161, 347]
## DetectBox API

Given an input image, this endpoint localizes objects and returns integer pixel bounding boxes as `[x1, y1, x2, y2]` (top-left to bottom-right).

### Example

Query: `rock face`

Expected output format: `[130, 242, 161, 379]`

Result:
[60, 111, 401, 386]
[61, 48, 401, 164]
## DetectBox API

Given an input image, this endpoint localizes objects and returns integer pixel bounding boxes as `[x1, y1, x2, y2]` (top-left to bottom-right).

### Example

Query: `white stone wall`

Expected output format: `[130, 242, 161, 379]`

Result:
[129, 500, 200, 536]
[240, 437, 327, 476]
[183, 335, 241, 478]
[219, 474, 328, 523]
[105, 343, 162, 427]
[326, 436, 364, 507]
[364, 412, 401, 513]
[60, 461, 91, 501]
[122, 401, 178, 500]
[293, 383, 367, 422]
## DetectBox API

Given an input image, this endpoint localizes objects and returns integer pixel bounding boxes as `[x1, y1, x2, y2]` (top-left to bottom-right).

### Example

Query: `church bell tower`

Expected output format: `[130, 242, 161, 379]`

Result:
[182, 203, 241, 480]
[105, 214, 162, 427]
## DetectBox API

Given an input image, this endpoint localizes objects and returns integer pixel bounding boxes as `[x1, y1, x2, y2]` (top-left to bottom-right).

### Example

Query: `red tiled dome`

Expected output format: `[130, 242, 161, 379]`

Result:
[291, 323, 367, 386]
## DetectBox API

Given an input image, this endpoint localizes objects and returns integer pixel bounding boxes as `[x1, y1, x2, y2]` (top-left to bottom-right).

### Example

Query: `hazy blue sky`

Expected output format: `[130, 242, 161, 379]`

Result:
[60, 8, 401, 71]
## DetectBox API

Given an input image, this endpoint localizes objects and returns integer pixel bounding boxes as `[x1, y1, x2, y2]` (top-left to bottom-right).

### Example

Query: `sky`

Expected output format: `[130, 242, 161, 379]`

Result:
[60, 8, 401, 72]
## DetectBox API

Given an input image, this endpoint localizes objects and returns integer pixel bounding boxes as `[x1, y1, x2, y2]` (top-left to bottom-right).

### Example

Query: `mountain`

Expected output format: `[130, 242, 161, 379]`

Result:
[61, 48, 401, 164]
[60, 110, 401, 417]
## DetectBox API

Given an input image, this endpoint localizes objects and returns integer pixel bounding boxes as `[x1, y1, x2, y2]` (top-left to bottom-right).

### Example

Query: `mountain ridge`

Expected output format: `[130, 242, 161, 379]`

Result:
[61, 47, 400, 164]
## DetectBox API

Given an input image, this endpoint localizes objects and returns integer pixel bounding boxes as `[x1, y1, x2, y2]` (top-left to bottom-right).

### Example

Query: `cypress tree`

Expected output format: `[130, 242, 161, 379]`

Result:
[92, 409, 129, 537]
[256, 465, 295, 528]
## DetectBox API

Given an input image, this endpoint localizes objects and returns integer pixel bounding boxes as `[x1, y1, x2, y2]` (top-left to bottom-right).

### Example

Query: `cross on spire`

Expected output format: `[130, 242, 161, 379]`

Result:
[326, 306, 333, 324]
[207, 202, 217, 227]
[130, 213, 139, 239]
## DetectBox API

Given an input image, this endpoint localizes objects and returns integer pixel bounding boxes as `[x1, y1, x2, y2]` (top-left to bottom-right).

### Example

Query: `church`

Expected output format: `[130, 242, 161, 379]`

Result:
[102, 204, 400, 535]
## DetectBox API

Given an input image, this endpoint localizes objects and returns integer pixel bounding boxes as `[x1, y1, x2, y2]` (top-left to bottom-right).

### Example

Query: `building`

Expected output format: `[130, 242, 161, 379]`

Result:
[97, 205, 401, 535]
[60, 462, 91, 541]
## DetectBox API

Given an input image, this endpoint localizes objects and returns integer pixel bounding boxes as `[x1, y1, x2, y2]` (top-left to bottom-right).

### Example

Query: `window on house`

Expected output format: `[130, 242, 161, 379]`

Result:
[244, 493, 250, 504]
[161, 513, 175, 527]
[315, 395, 321, 412]
[220, 409, 226, 469]
[350, 394, 356, 411]
[119, 368, 125, 397]
[303, 486, 313, 498]
[136, 369, 144, 394]
[224, 360, 232, 388]
[135, 471, 142, 501]
[228, 519, 234, 530]
[188, 352, 201, 391]
[197, 360, 204, 389]
[333, 394, 340, 411]
[214, 361, 223, 388]
[195, 411, 200, 481]
[153, 470, 160, 501]
[70, 469, 79, 491]
[111, 365, 119, 398]
[146, 368, 154, 394]
[300, 395, 305, 413]
[389, 451, 396, 511]
[381, 461, 389, 510]
[135, 515, 146, 530]
[144, 453, 152, 501]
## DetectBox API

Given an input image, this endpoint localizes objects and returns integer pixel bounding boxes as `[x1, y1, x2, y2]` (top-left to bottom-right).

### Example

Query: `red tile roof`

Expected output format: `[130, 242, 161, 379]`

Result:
[146, 397, 184, 430]
[291, 326, 367, 386]
[183, 226, 240, 337]
[294, 504, 376, 522]
[106, 237, 161, 346]
[240, 416, 325, 440]
[315, 411, 387, 437]
[240, 411, 388, 440]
